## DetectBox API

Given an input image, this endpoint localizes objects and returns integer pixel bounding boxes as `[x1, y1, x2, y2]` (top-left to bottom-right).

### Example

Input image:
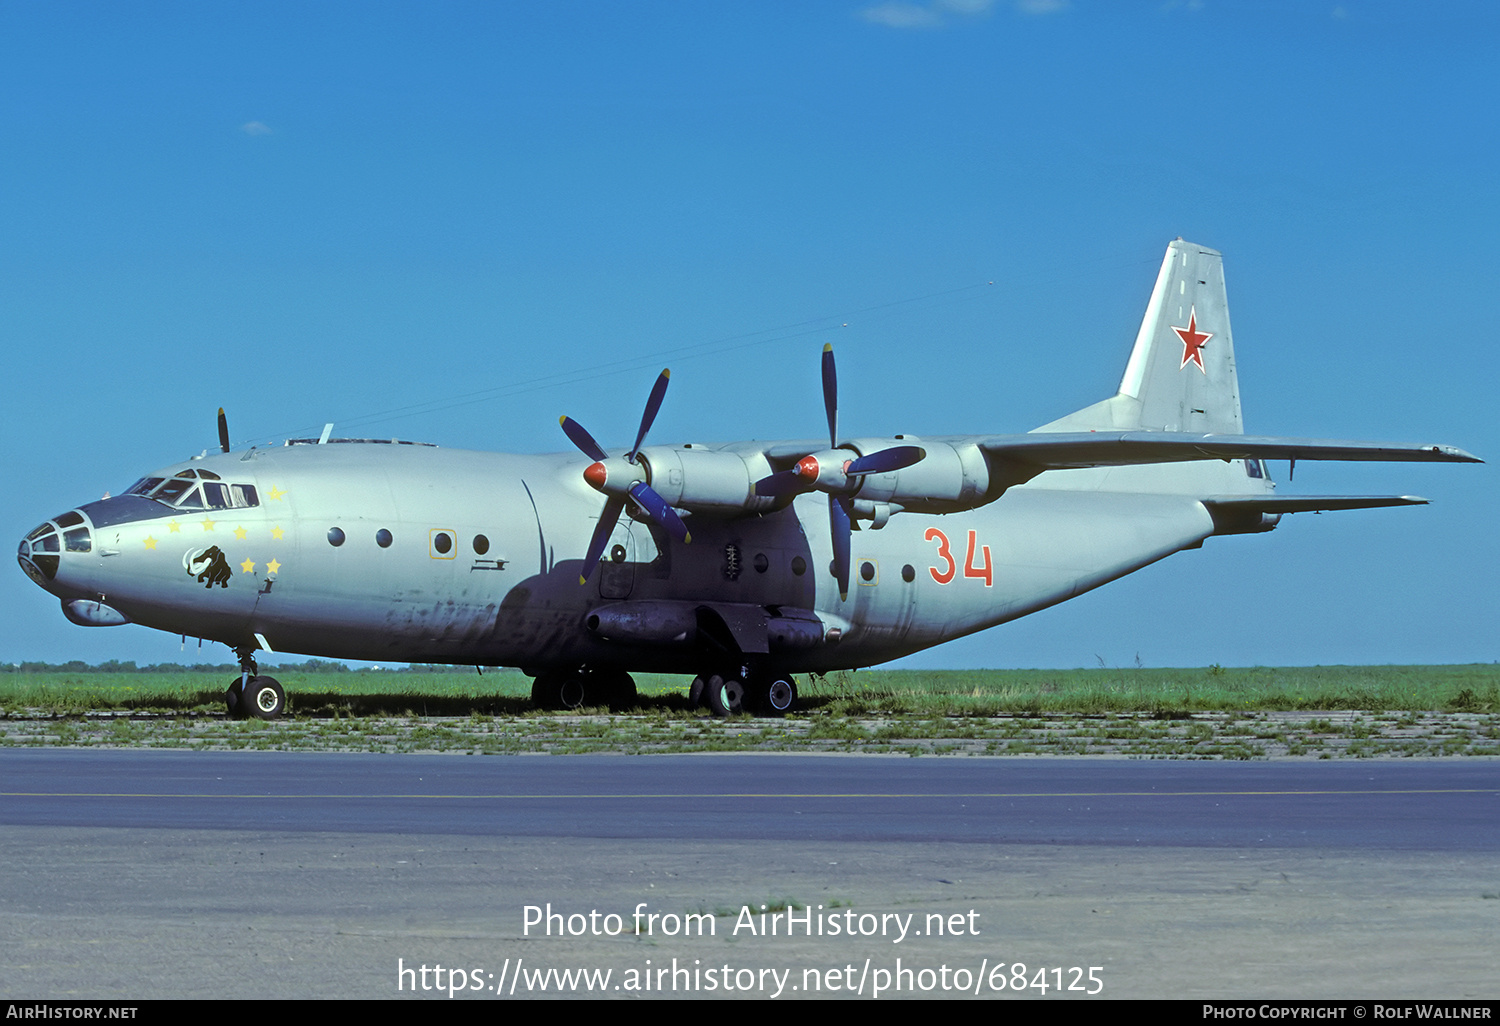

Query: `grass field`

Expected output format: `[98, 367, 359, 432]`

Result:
[1, 663, 1497, 758]
[2, 663, 1498, 717]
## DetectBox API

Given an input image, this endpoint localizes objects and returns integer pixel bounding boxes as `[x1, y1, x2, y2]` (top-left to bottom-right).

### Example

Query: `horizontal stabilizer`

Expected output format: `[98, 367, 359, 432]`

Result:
[981, 432, 1481, 471]
[1202, 495, 1429, 515]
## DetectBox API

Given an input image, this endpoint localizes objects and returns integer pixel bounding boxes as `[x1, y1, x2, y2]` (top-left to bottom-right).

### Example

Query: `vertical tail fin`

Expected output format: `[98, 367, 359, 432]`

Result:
[1038, 239, 1244, 434]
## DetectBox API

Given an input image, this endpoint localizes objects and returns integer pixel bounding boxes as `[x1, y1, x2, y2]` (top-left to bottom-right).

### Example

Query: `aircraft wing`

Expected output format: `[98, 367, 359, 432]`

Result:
[975, 432, 1482, 471]
[1201, 495, 1430, 514]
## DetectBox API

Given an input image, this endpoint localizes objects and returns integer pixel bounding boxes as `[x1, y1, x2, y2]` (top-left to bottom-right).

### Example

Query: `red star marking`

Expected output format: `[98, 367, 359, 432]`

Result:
[1172, 307, 1213, 373]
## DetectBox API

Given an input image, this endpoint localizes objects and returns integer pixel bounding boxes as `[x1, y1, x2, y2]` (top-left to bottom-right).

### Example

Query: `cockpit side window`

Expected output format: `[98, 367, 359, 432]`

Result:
[153, 478, 194, 505]
[174, 484, 208, 510]
[125, 473, 260, 509]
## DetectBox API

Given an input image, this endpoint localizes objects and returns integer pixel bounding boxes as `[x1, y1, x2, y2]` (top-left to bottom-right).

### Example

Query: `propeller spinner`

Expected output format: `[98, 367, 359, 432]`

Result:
[561, 369, 691, 585]
[754, 344, 925, 600]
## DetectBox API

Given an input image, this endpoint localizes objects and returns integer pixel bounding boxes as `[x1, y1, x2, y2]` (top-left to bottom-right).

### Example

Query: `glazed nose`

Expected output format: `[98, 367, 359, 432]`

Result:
[17, 513, 92, 588]
[18, 521, 61, 585]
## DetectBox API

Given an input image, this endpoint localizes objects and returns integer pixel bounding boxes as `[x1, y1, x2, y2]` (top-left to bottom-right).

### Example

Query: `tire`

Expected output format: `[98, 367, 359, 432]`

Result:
[244, 676, 286, 720]
[601, 671, 637, 712]
[704, 674, 745, 717]
[224, 681, 242, 718]
[557, 675, 587, 709]
[531, 672, 588, 710]
[764, 675, 797, 715]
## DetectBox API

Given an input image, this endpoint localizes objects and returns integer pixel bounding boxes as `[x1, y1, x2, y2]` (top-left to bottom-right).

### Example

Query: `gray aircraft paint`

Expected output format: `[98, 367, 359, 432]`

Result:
[17, 241, 1479, 711]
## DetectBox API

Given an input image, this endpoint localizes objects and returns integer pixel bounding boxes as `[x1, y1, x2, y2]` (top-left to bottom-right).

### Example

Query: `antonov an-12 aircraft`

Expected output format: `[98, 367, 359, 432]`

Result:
[17, 240, 1480, 719]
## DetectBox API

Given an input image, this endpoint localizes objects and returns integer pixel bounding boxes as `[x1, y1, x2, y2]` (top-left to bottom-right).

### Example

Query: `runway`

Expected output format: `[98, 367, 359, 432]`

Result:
[2, 750, 1496, 999]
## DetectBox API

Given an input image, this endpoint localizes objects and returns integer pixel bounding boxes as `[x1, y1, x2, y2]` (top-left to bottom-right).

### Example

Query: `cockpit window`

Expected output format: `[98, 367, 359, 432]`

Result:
[125, 475, 260, 509]
[154, 478, 195, 504]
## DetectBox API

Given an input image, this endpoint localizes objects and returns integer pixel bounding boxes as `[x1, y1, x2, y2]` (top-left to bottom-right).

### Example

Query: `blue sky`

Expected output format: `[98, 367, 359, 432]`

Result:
[2, 0, 1494, 669]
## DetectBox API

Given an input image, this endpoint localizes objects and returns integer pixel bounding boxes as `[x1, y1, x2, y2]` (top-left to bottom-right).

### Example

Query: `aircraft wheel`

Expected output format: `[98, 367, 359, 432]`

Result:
[557, 674, 587, 709]
[601, 671, 637, 712]
[688, 675, 707, 709]
[224, 680, 242, 718]
[530, 674, 558, 708]
[532, 673, 588, 710]
[704, 674, 745, 717]
[244, 676, 286, 720]
[764, 675, 798, 716]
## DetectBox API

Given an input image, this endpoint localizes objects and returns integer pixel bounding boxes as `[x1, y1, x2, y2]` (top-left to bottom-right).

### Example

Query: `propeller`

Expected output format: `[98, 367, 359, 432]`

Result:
[561, 369, 691, 585]
[754, 344, 925, 600]
[217, 408, 231, 453]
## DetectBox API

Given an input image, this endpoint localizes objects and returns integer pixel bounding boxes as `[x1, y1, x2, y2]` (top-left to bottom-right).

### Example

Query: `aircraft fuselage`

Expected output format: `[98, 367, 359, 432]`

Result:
[21, 439, 1234, 676]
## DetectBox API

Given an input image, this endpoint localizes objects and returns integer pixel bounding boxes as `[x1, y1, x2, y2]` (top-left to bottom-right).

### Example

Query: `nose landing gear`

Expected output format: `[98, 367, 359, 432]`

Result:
[226, 648, 286, 720]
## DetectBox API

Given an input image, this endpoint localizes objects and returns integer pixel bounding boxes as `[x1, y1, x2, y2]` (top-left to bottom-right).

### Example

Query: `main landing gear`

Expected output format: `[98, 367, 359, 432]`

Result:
[530, 668, 638, 711]
[526, 666, 797, 717]
[690, 668, 798, 717]
[225, 647, 286, 720]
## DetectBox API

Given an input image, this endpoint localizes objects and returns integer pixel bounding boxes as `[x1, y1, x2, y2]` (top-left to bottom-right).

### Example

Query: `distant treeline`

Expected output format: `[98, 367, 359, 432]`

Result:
[0, 660, 490, 674]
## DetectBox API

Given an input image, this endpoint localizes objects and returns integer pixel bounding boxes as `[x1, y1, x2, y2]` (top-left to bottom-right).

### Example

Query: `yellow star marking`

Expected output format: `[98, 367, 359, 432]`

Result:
[268, 487, 286, 501]
[143, 535, 158, 551]
[270, 525, 284, 541]
[266, 558, 281, 575]
[240, 559, 256, 574]
[201, 518, 216, 531]
[234, 526, 248, 540]
[167, 520, 181, 533]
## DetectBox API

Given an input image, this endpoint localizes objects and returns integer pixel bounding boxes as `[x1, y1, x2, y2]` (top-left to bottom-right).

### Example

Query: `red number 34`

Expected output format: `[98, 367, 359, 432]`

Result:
[924, 528, 992, 587]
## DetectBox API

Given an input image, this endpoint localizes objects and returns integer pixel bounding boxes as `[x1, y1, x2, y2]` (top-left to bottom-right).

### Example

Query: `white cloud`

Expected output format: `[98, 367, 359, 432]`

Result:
[240, 121, 273, 136]
[860, 0, 998, 28]
[860, 2, 944, 28]
[937, 0, 996, 13]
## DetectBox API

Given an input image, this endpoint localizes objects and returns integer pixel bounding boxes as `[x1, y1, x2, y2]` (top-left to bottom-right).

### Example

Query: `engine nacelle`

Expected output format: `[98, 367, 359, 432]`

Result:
[844, 437, 992, 514]
[637, 446, 779, 515]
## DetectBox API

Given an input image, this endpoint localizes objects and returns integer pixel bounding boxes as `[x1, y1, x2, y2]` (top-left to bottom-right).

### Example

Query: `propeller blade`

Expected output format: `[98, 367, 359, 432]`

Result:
[628, 483, 691, 544]
[754, 470, 808, 497]
[578, 496, 625, 585]
[821, 343, 838, 449]
[829, 494, 851, 601]
[560, 416, 610, 463]
[627, 369, 670, 463]
[217, 408, 230, 454]
[846, 444, 926, 477]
